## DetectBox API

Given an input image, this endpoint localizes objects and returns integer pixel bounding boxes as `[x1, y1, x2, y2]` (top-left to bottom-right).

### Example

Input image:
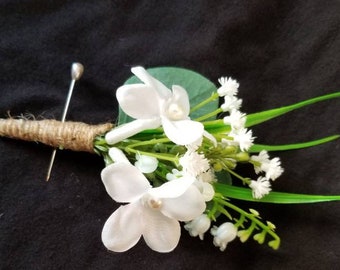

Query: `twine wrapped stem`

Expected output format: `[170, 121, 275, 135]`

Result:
[0, 119, 114, 153]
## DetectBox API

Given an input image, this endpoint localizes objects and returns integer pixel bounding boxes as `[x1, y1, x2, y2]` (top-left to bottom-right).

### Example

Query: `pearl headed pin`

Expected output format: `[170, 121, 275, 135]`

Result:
[45, 63, 84, 181]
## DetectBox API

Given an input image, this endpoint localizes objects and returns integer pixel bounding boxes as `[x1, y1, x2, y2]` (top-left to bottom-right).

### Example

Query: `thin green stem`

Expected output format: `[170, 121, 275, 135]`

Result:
[195, 108, 223, 122]
[216, 197, 280, 245]
[202, 119, 225, 128]
[124, 146, 178, 163]
[234, 214, 246, 228]
[190, 92, 219, 113]
[127, 137, 171, 150]
[224, 166, 251, 185]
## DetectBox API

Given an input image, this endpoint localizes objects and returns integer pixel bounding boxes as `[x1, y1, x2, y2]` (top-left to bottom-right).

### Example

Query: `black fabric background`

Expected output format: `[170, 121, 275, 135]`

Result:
[1, 1, 340, 269]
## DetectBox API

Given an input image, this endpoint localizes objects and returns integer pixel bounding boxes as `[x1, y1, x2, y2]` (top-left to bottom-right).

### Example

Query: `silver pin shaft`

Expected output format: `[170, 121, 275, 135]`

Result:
[46, 63, 84, 181]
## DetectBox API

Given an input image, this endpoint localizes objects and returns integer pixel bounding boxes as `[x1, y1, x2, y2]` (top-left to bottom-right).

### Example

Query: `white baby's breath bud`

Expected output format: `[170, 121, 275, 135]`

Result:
[184, 214, 211, 240]
[249, 176, 271, 199]
[250, 150, 270, 174]
[179, 150, 210, 177]
[262, 157, 284, 181]
[220, 96, 242, 112]
[197, 169, 216, 183]
[211, 222, 238, 251]
[251, 151, 284, 180]
[223, 110, 246, 130]
[228, 128, 254, 152]
[217, 77, 239, 97]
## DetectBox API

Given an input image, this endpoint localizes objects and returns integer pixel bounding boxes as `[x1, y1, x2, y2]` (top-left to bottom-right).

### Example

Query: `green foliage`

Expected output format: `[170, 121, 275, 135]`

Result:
[249, 135, 340, 152]
[214, 183, 340, 204]
[246, 92, 340, 127]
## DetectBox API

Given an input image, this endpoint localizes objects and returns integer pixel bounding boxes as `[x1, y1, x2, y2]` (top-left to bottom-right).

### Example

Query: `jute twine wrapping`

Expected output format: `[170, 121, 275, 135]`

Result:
[0, 119, 114, 153]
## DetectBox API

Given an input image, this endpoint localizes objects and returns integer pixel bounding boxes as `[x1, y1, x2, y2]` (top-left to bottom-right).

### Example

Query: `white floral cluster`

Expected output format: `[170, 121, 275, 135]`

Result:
[217, 77, 283, 199]
[100, 67, 283, 253]
[219, 76, 254, 152]
[249, 150, 284, 199]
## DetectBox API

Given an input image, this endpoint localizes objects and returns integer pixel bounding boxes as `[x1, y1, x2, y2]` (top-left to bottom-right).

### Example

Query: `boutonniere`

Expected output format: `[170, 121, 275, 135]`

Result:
[1, 65, 339, 253]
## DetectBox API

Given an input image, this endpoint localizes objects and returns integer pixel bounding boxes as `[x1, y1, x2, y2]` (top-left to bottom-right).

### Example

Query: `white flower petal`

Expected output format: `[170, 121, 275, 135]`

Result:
[149, 176, 195, 199]
[161, 185, 206, 221]
[170, 85, 190, 116]
[105, 118, 161, 145]
[116, 84, 161, 119]
[108, 147, 130, 163]
[142, 207, 181, 253]
[201, 182, 215, 201]
[101, 203, 143, 252]
[101, 162, 151, 202]
[203, 130, 217, 147]
[162, 117, 204, 145]
[131, 66, 172, 99]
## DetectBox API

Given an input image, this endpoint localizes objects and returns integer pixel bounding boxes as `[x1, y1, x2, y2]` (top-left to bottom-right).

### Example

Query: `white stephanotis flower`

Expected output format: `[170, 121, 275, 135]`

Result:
[105, 66, 204, 146]
[101, 157, 206, 253]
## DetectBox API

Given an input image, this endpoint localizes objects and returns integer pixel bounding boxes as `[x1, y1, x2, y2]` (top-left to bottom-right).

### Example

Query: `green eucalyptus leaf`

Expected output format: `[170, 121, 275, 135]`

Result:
[249, 135, 340, 153]
[118, 67, 218, 125]
[215, 170, 233, 185]
[214, 183, 340, 204]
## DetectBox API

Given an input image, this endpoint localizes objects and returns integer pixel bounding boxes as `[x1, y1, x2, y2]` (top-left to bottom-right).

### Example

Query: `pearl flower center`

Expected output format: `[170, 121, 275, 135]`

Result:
[166, 103, 185, 120]
[148, 198, 162, 209]
[142, 194, 163, 210]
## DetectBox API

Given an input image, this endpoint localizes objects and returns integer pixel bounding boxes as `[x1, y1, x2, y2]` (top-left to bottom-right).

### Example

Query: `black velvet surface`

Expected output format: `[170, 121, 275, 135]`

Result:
[1, 1, 340, 269]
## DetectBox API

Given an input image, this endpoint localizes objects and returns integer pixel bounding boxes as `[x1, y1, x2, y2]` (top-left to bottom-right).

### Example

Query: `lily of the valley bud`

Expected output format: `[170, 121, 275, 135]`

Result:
[184, 214, 211, 240]
[135, 153, 158, 173]
[211, 222, 238, 251]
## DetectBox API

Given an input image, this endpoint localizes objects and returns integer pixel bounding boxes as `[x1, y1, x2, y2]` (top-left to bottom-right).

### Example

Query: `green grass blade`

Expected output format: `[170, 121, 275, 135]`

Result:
[246, 92, 340, 127]
[249, 135, 340, 153]
[214, 183, 340, 204]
